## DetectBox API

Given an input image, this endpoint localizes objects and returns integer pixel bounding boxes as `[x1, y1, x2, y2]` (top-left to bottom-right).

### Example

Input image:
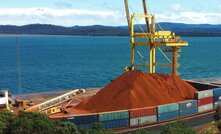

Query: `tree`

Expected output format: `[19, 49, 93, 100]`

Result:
[135, 129, 160, 134]
[0, 111, 83, 134]
[160, 121, 196, 134]
[214, 107, 221, 132]
[55, 121, 79, 134]
[0, 110, 15, 134]
[8, 112, 55, 134]
[214, 108, 221, 122]
[89, 122, 113, 134]
[134, 121, 196, 134]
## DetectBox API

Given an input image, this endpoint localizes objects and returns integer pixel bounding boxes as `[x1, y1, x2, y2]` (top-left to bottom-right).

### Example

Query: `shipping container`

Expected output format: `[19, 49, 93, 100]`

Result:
[67, 114, 98, 125]
[198, 97, 213, 106]
[195, 90, 213, 99]
[214, 101, 221, 109]
[198, 103, 213, 113]
[214, 95, 221, 102]
[130, 115, 157, 126]
[157, 103, 179, 114]
[158, 111, 179, 121]
[179, 100, 197, 110]
[213, 88, 221, 96]
[99, 110, 129, 121]
[130, 107, 156, 118]
[179, 107, 197, 117]
[102, 119, 129, 129]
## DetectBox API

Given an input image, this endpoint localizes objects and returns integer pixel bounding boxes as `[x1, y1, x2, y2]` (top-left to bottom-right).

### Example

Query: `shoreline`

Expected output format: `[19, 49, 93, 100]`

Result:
[14, 87, 100, 99]
[0, 34, 221, 37]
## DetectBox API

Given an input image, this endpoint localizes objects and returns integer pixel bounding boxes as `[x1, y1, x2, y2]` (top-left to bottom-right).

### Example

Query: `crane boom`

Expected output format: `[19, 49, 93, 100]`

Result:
[142, 0, 150, 33]
[124, 0, 131, 34]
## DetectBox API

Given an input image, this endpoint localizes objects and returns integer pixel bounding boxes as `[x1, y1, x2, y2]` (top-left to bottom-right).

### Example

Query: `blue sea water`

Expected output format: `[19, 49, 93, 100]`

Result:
[0, 35, 221, 94]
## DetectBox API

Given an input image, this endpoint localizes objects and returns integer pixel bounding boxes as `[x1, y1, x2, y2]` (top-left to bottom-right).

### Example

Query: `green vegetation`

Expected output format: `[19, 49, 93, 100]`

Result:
[135, 121, 196, 134]
[160, 121, 196, 134]
[135, 129, 159, 134]
[79, 122, 113, 134]
[0, 110, 112, 134]
[0, 110, 15, 134]
[214, 107, 221, 132]
[8, 112, 55, 134]
[214, 107, 221, 122]
[0, 110, 219, 134]
[1, 23, 221, 36]
[0, 110, 79, 134]
[55, 121, 79, 134]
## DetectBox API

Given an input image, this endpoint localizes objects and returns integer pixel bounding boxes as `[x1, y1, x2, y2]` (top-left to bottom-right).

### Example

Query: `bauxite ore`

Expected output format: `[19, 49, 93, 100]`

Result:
[76, 70, 197, 113]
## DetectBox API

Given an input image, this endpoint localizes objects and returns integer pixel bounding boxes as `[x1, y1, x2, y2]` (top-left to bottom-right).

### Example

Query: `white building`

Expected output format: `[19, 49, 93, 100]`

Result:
[0, 90, 9, 106]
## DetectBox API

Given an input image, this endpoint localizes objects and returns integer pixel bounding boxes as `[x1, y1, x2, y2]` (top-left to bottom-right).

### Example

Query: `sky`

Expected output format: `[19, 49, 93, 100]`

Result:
[0, 0, 220, 26]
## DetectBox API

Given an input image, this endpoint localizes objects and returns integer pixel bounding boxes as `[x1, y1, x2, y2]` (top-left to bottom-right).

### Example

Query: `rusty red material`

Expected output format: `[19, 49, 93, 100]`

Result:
[76, 70, 197, 113]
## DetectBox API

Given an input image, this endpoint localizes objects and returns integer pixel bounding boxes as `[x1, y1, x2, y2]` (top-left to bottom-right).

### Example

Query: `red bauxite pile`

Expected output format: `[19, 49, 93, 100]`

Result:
[76, 70, 197, 113]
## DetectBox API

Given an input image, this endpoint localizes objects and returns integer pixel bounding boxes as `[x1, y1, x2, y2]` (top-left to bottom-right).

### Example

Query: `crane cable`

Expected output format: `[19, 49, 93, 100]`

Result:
[128, 1, 172, 64]
[133, 17, 172, 63]
[145, 2, 185, 96]
[16, 38, 22, 96]
[145, 2, 165, 31]
[135, 48, 149, 65]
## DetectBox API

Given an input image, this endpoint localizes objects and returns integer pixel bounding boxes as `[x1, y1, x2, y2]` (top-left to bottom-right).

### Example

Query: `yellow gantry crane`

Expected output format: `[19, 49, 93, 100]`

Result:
[124, 0, 188, 75]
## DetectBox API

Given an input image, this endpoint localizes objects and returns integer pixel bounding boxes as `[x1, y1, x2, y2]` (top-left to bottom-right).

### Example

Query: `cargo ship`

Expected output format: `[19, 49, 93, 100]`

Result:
[4, 0, 221, 133]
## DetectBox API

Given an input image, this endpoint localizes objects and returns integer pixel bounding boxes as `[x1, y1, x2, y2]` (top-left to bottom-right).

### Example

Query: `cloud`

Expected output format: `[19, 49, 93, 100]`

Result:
[0, 8, 126, 26]
[100, 1, 121, 11]
[0, 7, 220, 26]
[156, 11, 221, 24]
[170, 3, 185, 12]
[55, 2, 72, 9]
[152, 3, 221, 24]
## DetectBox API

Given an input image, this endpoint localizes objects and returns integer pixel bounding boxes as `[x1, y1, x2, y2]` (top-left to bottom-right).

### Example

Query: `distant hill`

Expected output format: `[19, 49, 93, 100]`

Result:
[157, 22, 221, 37]
[0, 23, 221, 36]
